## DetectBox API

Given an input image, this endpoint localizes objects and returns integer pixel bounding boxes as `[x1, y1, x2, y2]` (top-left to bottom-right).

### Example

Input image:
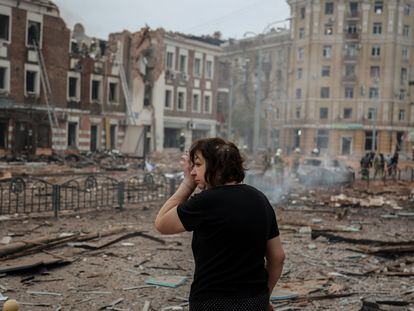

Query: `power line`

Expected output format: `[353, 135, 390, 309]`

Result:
[184, 0, 268, 33]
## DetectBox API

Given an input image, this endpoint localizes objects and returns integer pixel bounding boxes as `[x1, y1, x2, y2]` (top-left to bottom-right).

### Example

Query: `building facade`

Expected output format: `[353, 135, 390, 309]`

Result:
[0, 0, 128, 157]
[287, 0, 414, 158]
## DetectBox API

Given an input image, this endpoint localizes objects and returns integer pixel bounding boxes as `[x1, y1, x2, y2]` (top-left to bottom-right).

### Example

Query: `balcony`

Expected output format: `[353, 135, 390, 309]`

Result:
[342, 75, 357, 83]
[345, 32, 360, 40]
[343, 54, 358, 62]
[346, 11, 361, 20]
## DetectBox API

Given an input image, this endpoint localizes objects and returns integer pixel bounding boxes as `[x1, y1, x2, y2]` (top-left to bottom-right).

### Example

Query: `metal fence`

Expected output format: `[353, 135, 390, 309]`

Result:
[0, 173, 176, 217]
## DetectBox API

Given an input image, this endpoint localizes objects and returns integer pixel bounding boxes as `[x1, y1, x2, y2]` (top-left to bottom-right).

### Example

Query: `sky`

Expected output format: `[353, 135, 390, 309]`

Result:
[54, 0, 291, 40]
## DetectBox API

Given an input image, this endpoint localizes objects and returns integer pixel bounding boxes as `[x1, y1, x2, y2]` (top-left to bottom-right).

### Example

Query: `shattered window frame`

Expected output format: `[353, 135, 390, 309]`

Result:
[0, 13, 10, 42]
[372, 22, 382, 35]
[204, 94, 211, 114]
[344, 87, 354, 99]
[192, 92, 200, 113]
[177, 90, 186, 111]
[205, 59, 213, 79]
[321, 65, 330, 77]
[25, 69, 38, 95]
[398, 109, 405, 121]
[27, 20, 42, 46]
[343, 107, 353, 119]
[319, 107, 329, 119]
[91, 79, 101, 102]
[0, 64, 9, 91]
[0, 121, 7, 148]
[164, 88, 173, 110]
[194, 57, 201, 77]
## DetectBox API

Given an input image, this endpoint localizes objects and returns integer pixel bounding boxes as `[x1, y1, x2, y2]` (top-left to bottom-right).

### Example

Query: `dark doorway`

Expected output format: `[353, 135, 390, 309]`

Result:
[0, 121, 7, 148]
[143, 125, 151, 158]
[68, 122, 77, 148]
[90, 125, 98, 152]
[110, 124, 116, 150]
[37, 124, 50, 148]
[164, 128, 180, 148]
[14, 122, 35, 154]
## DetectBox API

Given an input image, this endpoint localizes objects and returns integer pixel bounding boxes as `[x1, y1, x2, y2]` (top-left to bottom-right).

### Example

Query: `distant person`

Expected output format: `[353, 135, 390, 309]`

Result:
[262, 148, 272, 174]
[155, 138, 285, 311]
[291, 148, 301, 176]
[373, 153, 384, 180]
[273, 149, 285, 185]
[360, 153, 371, 181]
[179, 133, 186, 152]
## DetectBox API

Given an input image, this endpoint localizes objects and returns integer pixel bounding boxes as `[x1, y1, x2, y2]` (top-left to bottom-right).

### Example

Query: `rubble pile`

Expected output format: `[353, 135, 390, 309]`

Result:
[0, 179, 412, 310]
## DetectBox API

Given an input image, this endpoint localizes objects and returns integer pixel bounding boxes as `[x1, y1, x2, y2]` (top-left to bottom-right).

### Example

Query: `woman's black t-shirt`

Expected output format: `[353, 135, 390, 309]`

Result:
[177, 184, 279, 302]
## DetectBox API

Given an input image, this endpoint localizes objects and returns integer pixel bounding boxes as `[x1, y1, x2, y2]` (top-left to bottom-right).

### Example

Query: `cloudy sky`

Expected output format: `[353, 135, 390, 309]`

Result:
[54, 0, 291, 39]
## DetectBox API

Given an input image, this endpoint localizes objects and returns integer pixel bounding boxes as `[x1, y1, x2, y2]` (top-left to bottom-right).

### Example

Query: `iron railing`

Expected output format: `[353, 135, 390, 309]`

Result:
[0, 173, 176, 217]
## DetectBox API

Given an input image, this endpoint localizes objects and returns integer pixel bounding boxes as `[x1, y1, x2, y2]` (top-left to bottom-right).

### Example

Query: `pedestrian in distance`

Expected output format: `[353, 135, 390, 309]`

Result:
[155, 137, 285, 311]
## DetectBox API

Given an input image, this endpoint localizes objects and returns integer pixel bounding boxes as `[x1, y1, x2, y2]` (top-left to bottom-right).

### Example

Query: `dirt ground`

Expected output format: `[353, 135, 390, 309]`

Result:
[0, 176, 412, 310]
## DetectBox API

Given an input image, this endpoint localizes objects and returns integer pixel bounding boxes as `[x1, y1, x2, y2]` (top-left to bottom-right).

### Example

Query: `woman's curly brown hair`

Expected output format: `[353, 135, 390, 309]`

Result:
[189, 137, 245, 188]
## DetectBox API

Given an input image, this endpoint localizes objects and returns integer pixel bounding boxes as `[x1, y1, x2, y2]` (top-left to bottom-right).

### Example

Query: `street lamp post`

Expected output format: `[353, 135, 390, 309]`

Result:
[244, 18, 289, 155]
[371, 76, 379, 152]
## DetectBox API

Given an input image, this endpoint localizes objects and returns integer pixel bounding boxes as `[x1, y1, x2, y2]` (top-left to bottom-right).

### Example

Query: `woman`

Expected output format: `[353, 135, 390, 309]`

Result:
[155, 138, 285, 311]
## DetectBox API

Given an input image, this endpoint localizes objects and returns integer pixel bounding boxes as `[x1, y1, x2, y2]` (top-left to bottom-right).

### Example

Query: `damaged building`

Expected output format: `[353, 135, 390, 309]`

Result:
[0, 0, 223, 159]
[220, 0, 414, 159]
[0, 0, 128, 158]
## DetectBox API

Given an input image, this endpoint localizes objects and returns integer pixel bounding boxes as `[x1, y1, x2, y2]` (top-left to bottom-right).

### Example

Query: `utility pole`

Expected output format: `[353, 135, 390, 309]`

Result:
[371, 76, 379, 152]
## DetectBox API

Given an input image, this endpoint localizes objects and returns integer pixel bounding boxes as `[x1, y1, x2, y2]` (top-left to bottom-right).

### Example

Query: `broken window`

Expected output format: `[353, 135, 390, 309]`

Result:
[194, 58, 201, 77]
[166, 51, 174, 69]
[371, 45, 381, 56]
[296, 88, 302, 99]
[370, 66, 380, 79]
[110, 124, 116, 150]
[91, 80, 100, 101]
[349, 2, 358, 15]
[0, 122, 6, 148]
[27, 20, 41, 45]
[401, 68, 408, 85]
[179, 55, 187, 72]
[402, 48, 409, 60]
[0, 67, 6, 90]
[345, 64, 355, 77]
[369, 87, 379, 99]
[295, 107, 301, 119]
[144, 85, 151, 106]
[399, 109, 405, 121]
[373, 23, 382, 35]
[37, 124, 50, 148]
[67, 122, 77, 147]
[319, 107, 329, 119]
[321, 66, 330, 77]
[365, 131, 377, 151]
[374, 1, 383, 14]
[206, 60, 212, 79]
[320, 87, 330, 99]
[367, 108, 377, 120]
[344, 87, 354, 99]
[297, 68, 303, 79]
[109, 82, 118, 102]
[322, 45, 332, 58]
[344, 108, 353, 119]
[299, 28, 305, 39]
[347, 24, 357, 34]
[324, 25, 333, 35]
[177, 91, 185, 110]
[68, 76, 78, 98]
[204, 95, 211, 113]
[0, 14, 9, 41]
[300, 7, 305, 19]
[192, 93, 200, 112]
[164, 89, 172, 109]
[90, 125, 98, 152]
[325, 2, 334, 14]
[403, 25, 410, 37]
[316, 129, 329, 149]
[26, 70, 37, 93]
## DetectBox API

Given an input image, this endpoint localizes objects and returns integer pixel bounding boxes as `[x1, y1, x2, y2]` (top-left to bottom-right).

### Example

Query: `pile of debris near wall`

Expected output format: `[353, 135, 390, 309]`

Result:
[0, 166, 412, 310]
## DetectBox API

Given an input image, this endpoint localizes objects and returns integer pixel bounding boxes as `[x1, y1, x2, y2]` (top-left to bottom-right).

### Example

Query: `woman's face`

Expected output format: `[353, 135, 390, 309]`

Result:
[191, 151, 208, 190]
